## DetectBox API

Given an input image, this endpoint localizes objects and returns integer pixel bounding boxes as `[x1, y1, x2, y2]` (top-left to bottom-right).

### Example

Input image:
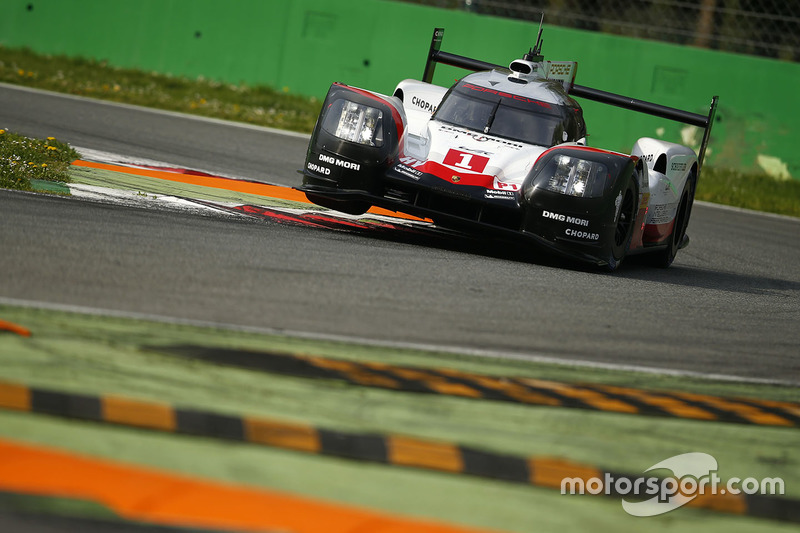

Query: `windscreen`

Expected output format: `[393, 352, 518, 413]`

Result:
[433, 85, 573, 147]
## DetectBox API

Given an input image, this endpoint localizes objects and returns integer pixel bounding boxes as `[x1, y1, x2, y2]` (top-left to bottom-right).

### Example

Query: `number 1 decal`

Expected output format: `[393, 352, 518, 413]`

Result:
[455, 153, 473, 169]
[443, 149, 489, 173]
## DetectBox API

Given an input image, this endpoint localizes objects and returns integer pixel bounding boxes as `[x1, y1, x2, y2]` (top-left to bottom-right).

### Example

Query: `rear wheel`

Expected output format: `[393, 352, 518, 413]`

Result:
[648, 175, 695, 268]
[605, 175, 638, 271]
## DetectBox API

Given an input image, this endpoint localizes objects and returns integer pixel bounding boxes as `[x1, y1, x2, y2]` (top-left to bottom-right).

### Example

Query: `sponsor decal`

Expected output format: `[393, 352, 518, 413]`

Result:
[565, 228, 600, 240]
[543, 210, 566, 222]
[438, 125, 523, 149]
[318, 153, 361, 171]
[484, 190, 515, 200]
[492, 177, 518, 191]
[547, 62, 573, 77]
[394, 163, 423, 180]
[542, 210, 590, 227]
[641, 153, 655, 164]
[458, 146, 492, 156]
[670, 161, 688, 172]
[614, 191, 623, 221]
[411, 96, 437, 114]
[443, 149, 490, 173]
[307, 162, 331, 175]
[399, 156, 425, 168]
[461, 83, 552, 109]
[648, 202, 675, 225]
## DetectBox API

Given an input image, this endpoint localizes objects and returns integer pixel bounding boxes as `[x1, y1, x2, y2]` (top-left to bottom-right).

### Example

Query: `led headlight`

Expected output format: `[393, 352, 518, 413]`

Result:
[323, 100, 384, 147]
[543, 155, 607, 198]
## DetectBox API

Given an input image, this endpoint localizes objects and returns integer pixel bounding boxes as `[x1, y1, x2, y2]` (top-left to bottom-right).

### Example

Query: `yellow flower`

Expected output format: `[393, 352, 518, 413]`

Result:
[47, 146, 58, 151]
[41, 163, 47, 167]
[0, 130, 5, 134]
[47, 137, 55, 141]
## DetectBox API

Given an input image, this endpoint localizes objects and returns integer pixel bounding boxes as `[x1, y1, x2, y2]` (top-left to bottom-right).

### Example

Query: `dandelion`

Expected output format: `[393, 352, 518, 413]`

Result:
[47, 137, 55, 140]
[47, 146, 58, 151]
[0, 130, 5, 135]
[41, 163, 47, 167]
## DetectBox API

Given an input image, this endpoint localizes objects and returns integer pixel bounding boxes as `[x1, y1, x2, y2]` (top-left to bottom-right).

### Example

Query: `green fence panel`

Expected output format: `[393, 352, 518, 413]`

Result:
[1, 0, 797, 178]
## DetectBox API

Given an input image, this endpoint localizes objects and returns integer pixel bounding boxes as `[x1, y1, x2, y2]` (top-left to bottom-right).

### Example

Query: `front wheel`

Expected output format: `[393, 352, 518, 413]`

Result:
[604, 175, 638, 272]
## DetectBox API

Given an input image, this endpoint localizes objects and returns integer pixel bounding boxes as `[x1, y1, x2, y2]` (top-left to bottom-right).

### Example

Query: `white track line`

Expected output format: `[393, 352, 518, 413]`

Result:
[1, 296, 796, 387]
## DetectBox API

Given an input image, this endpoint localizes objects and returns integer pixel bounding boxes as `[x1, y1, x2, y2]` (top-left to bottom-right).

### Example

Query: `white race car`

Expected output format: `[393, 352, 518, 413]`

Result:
[299, 27, 718, 270]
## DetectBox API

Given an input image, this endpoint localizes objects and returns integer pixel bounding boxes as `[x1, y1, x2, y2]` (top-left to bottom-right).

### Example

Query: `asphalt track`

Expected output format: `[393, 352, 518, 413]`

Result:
[1, 84, 799, 384]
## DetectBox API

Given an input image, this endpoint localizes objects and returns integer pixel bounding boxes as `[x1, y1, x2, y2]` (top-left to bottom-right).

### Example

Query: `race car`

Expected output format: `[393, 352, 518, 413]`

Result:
[298, 27, 718, 270]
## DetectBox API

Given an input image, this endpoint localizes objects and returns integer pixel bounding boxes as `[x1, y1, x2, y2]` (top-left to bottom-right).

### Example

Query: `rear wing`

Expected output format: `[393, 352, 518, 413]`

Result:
[422, 28, 719, 170]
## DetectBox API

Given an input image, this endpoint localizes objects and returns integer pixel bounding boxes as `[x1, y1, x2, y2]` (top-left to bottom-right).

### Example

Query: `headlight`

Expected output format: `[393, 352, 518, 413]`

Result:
[323, 100, 384, 147]
[538, 155, 608, 198]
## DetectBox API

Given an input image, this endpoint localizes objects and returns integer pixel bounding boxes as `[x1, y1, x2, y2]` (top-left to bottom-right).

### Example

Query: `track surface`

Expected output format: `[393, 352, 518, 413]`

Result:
[2, 84, 799, 383]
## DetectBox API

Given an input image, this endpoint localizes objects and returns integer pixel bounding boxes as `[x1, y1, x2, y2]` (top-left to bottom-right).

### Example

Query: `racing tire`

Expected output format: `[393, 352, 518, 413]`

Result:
[304, 193, 370, 216]
[605, 174, 638, 272]
[648, 175, 695, 268]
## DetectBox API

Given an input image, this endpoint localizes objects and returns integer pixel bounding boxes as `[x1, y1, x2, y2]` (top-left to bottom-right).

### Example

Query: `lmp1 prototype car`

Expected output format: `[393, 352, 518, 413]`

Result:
[298, 28, 718, 270]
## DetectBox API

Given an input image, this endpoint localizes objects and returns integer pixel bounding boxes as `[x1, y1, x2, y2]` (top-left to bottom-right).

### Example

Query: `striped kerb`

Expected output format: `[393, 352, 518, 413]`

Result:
[0, 382, 30, 411]
[244, 418, 321, 453]
[102, 396, 176, 431]
[389, 435, 464, 473]
[529, 457, 602, 489]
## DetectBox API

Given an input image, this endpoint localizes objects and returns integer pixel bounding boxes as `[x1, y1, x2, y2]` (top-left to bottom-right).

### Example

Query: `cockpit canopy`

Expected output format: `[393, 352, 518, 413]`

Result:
[433, 78, 586, 147]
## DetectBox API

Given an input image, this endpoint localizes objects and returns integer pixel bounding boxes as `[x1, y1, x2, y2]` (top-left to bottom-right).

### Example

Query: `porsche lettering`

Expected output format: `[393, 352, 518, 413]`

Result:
[462, 83, 552, 108]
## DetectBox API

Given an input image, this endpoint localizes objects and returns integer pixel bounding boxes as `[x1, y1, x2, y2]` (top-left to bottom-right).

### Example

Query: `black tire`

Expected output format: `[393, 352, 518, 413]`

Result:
[304, 193, 370, 216]
[648, 175, 695, 268]
[605, 174, 638, 272]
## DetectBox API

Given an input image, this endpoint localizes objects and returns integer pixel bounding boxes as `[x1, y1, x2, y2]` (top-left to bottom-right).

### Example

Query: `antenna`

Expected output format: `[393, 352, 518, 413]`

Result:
[523, 14, 545, 62]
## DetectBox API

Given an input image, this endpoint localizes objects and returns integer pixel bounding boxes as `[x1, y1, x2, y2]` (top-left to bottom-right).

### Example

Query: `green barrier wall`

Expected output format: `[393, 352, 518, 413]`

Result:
[1, 0, 798, 178]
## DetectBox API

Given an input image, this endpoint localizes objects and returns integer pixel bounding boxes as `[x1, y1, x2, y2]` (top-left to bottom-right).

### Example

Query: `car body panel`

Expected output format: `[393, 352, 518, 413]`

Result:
[298, 28, 717, 270]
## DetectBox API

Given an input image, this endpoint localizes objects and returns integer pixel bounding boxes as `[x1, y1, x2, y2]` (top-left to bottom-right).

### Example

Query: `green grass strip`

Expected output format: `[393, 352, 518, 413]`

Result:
[0, 129, 78, 191]
[0, 304, 797, 513]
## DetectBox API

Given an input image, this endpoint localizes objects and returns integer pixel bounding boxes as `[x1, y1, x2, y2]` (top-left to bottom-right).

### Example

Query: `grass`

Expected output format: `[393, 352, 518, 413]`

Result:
[0, 303, 797, 532]
[0, 46, 321, 133]
[1, 44, 798, 217]
[0, 129, 79, 191]
[697, 167, 800, 218]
